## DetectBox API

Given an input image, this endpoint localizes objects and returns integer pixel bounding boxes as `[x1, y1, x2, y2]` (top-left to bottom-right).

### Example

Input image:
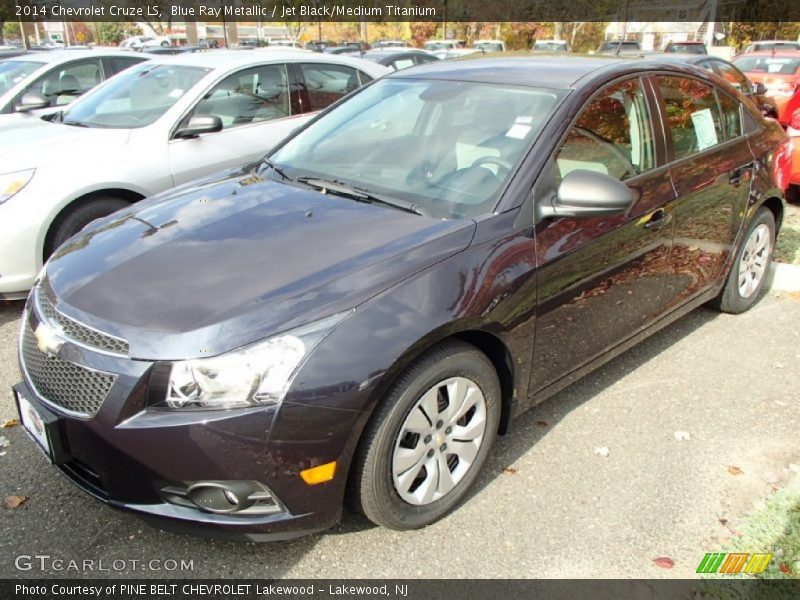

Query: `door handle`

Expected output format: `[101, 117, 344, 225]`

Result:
[643, 208, 671, 231]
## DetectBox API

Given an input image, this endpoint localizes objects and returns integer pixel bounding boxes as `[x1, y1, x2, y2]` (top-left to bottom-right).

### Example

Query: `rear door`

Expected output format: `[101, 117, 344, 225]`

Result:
[168, 63, 308, 186]
[653, 75, 754, 310]
[530, 76, 677, 393]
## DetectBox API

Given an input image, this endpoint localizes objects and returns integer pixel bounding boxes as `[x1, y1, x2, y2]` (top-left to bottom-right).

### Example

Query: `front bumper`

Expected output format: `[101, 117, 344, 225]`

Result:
[15, 300, 361, 540]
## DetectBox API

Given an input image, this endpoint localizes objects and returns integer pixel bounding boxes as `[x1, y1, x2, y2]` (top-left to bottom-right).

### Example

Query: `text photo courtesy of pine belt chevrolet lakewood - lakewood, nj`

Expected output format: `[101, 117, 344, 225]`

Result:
[1, 0, 800, 596]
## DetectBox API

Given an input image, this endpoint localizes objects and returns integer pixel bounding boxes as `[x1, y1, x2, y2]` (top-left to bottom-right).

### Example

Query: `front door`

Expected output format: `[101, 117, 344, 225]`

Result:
[168, 63, 309, 187]
[530, 76, 676, 394]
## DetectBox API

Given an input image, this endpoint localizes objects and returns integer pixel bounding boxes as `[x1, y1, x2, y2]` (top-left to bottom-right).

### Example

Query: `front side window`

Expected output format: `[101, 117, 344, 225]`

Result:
[271, 78, 562, 219]
[657, 76, 723, 160]
[298, 63, 361, 112]
[107, 56, 148, 76]
[26, 59, 104, 107]
[713, 61, 750, 94]
[0, 60, 42, 98]
[717, 91, 742, 140]
[556, 78, 654, 182]
[186, 64, 290, 129]
[62, 63, 209, 128]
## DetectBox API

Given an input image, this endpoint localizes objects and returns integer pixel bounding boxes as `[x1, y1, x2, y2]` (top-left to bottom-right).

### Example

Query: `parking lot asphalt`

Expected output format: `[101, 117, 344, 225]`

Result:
[0, 283, 798, 579]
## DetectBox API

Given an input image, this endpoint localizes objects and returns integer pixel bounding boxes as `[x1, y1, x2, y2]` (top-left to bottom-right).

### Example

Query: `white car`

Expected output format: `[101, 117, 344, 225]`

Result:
[0, 50, 149, 123]
[120, 35, 173, 50]
[0, 51, 390, 299]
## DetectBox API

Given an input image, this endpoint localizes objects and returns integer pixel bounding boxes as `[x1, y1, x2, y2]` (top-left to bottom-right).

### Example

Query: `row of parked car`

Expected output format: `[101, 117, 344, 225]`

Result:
[3, 43, 798, 541]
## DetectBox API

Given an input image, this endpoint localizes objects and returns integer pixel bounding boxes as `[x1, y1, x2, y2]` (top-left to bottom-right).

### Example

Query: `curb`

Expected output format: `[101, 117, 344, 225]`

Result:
[769, 262, 800, 293]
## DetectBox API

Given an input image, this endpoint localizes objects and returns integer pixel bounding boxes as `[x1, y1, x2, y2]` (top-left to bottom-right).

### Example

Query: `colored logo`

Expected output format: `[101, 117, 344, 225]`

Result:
[697, 552, 773, 574]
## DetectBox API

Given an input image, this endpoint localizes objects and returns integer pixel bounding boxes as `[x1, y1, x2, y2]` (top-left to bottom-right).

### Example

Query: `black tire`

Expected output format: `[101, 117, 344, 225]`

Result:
[46, 196, 129, 257]
[716, 207, 776, 314]
[787, 184, 799, 206]
[348, 340, 501, 530]
[160, 41, 170, 47]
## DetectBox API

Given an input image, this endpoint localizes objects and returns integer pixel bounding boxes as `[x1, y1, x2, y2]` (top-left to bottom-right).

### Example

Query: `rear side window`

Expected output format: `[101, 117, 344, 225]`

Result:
[717, 91, 742, 140]
[656, 76, 723, 160]
[556, 77, 655, 181]
[107, 56, 148, 76]
[298, 63, 361, 112]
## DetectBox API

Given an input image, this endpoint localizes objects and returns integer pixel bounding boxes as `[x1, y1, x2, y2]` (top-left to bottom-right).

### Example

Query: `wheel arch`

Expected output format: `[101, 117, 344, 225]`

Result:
[42, 187, 146, 260]
[758, 195, 784, 233]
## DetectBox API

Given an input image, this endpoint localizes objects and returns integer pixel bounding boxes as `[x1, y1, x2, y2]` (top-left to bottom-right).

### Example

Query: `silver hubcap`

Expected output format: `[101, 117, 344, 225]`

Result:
[392, 376, 487, 506]
[738, 224, 771, 299]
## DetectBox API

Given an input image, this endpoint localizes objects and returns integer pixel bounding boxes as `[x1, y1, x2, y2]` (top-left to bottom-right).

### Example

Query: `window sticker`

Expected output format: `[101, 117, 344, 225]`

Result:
[506, 123, 531, 139]
[690, 108, 718, 151]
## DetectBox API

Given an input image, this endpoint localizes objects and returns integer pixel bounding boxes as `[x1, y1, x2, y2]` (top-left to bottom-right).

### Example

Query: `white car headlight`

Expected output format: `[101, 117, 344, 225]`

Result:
[0, 169, 35, 205]
[160, 311, 352, 410]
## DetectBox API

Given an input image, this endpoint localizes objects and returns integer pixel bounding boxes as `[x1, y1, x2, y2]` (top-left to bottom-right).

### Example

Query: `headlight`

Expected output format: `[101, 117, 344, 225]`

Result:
[158, 311, 353, 410]
[0, 169, 35, 205]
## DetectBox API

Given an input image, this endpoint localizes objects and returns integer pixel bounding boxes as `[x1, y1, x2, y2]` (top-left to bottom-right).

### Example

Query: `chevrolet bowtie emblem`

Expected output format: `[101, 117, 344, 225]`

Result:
[34, 322, 65, 356]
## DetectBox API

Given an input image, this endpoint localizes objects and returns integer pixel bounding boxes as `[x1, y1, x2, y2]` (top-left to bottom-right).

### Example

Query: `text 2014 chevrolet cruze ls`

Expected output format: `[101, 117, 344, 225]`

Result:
[15, 57, 789, 539]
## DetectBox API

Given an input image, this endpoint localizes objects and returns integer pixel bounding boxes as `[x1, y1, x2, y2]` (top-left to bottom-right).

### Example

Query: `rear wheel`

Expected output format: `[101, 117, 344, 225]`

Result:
[349, 340, 500, 530]
[716, 207, 775, 314]
[46, 196, 129, 257]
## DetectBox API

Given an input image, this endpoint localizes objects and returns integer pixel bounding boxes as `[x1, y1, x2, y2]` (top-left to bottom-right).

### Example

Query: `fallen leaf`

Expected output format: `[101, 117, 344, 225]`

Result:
[3, 495, 27, 509]
[0, 419, 18, 429]
[674, 430, 691, 441]
[719, 517, 728, 526]
[653, 557, 675, 569]
[502, 467, 517, 475]
[536, 420, 548, 428]
[778, 563, 791, 574]
[728, 466, 744, 476]
[594, 446, 610, 457]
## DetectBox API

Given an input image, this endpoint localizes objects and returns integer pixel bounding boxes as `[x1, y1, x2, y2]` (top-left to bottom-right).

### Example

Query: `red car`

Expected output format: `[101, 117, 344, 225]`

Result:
[732, 51, 800, 126]
[786, 100, 800, 201]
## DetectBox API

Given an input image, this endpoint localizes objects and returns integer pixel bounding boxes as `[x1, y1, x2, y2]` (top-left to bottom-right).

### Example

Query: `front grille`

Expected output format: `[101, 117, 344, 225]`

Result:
[21, 325, 116, 417]
[36, 289, 129, 356]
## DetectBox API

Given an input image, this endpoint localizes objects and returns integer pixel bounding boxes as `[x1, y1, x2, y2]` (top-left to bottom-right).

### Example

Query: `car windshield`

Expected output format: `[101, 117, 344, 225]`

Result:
[733, 55, 800, 75]
[476, 43, 503, 52]
[0, 60, 42, 95]
[270, 78, 563, 219]
[61, 63, 209, 128]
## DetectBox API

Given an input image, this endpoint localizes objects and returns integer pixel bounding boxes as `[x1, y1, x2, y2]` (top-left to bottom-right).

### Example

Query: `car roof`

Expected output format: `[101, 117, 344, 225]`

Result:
[388, 55, 716, 89]
[0, 48, 140, 65]
[146, 49, 388, 74]
[362, 48, 428, 56]
[388, 56, 627, 88]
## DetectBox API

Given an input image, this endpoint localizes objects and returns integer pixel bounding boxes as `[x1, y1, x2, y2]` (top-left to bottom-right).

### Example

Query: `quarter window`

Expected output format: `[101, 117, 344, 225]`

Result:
[656, 76, 723, 160]
[189, 64, 290, 129]
[556, 78, 655, 182]
[299, 63, 361, 112]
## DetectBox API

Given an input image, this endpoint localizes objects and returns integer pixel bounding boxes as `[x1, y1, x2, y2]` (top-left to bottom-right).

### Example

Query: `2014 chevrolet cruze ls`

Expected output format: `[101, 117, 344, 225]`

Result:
[15, 57, 789, 540]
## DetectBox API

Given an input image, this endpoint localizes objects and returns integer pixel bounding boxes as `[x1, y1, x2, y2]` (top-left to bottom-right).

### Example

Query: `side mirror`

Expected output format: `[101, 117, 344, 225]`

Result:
[538, 170, 635, 220]
[14, 92, 50, 113]
[752, 81, 767, 95]
[174, 115, 223, 139]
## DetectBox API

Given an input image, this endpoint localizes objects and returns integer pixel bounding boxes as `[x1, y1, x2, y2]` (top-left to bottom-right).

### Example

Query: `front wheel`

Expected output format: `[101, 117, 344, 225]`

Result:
[46, 196, 129, 257]
[349, 341, 501, 530]
[716, 207, 776, 314]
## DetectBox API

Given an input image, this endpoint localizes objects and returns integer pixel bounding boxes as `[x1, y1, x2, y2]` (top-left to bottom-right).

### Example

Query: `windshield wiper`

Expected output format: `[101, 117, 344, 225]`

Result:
[296, 177, 424, 216]
[259, 158, 292, 181]
[62, 119, 90, 128]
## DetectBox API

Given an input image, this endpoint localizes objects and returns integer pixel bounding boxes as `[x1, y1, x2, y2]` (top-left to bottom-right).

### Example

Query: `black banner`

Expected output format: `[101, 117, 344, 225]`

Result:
[3, 579, 800, 600]
[2, 0, 800, 23]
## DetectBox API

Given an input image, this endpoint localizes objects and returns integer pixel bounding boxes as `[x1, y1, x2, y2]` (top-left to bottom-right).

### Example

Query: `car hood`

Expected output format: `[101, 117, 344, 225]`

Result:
[0, 120, 130, 171]
[45, 169, 476, 360]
